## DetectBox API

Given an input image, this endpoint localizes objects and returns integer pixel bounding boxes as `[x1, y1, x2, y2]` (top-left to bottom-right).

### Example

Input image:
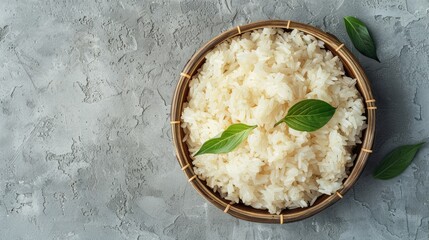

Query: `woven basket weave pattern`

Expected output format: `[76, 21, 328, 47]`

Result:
[171, 20, 376, 223]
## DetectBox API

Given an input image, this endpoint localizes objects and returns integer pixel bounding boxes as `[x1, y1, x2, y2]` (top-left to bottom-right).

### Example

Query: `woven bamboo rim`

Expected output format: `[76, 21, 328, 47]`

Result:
[171, 20, 376, 223]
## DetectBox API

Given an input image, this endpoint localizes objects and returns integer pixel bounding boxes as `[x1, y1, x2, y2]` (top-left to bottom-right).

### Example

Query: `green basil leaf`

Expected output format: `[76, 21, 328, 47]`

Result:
[275, 99, 336, 132]
[344, 16, 380, 62]
[373, 142, 425, 180]
[194, 123, 257, 156]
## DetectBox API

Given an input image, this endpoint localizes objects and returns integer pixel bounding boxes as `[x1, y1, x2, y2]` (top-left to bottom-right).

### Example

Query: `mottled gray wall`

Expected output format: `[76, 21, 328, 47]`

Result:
[0, 0, 428, 239]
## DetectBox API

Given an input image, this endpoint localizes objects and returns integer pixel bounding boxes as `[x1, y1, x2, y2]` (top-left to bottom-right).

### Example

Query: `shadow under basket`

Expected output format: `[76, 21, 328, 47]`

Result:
[170, 20, 376, 224]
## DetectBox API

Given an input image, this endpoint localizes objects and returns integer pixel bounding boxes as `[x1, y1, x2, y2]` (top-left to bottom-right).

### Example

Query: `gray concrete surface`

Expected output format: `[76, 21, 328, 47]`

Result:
[0, 0, 428, 239]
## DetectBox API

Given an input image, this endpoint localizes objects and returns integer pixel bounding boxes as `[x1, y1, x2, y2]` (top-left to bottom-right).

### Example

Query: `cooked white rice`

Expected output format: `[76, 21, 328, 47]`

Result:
[181, 28, 366, 214]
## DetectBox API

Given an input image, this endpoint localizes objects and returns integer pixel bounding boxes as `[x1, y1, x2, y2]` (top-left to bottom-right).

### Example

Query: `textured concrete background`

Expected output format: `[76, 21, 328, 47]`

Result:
[0, 0, 428, 239]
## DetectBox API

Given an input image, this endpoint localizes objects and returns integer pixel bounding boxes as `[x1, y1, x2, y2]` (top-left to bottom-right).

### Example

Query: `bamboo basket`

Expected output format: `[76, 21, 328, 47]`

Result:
[170, 20, 376, 223]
